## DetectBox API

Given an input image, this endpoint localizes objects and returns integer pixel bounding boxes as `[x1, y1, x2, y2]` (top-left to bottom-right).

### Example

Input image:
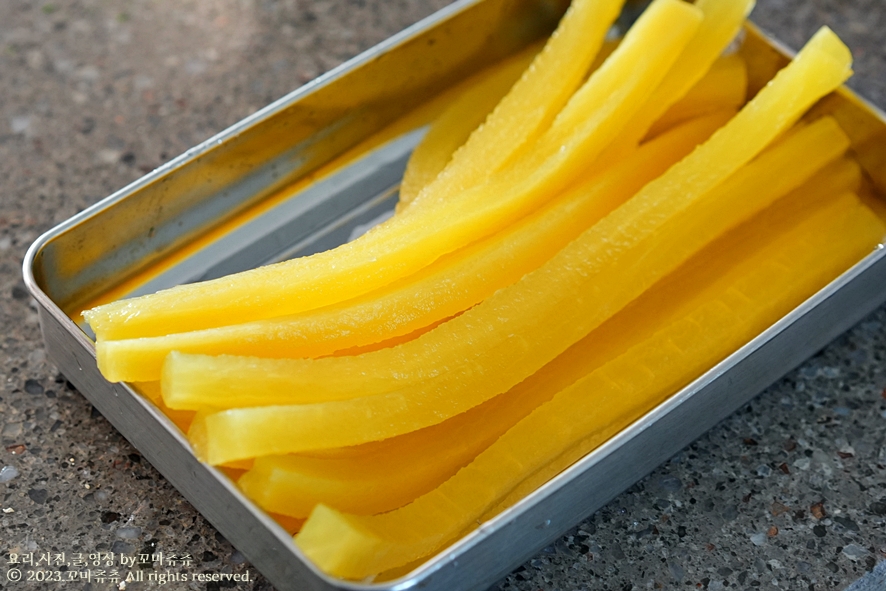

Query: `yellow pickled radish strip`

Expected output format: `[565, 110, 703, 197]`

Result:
[233, 155, 863, 520]
[645, 53, 748, 139]
[83, 0, 696, 342]
[330, 194, 883, 575]
[237, 245, 663, 518]
[239, 415, 506, 518]
[640, 0, 752, 119]
[102, 46, 729, 380]
[402, 43, 738, 212]
[397, 37, 619, 210]
[580, 37, 620, 82]
[328, 314, 453, 357]
[185, 116, 850, 401]
[295, 194, 886, 579]
[189, 112, 853, 466]
[405, 0, 626, 208]
[594, 0, 755, 170]
[107, 112, 727, 388]
[478, 0, 703, 193]
[397, 41, 544, 206]
[158, 0, 705, 392]
[482, 165, 868, 519]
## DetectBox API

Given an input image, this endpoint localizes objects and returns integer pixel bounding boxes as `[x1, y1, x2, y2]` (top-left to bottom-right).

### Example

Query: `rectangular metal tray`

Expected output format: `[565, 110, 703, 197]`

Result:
[22, 1, 886, 589]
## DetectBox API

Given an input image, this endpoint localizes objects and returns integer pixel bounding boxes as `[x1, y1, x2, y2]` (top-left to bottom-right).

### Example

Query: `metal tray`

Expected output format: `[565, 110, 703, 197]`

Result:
[21, 1, 886, 589]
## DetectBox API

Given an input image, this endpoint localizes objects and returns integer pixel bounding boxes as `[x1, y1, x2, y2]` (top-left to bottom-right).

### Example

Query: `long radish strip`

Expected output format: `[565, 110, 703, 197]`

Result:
[103, 112, 728, 386]
[83, 0, 698, 340]
[598, 0, 755, 164]
[483, 203, 884, 518]
[189, 118, 856, 464]
[396, 41, 544, 206]
[645, 52, 748, 139]
[480, 174, 872, 522]
[182, 117, 848, 401]
[233, 155, 863, 520]
[198, 33, 851, 401]
[295, 194, 886, 579]
[397, 38, 620, 210]
[328, 195, 883, 576]
[399, 47, 742, 211]
[405, 0, 626, 209]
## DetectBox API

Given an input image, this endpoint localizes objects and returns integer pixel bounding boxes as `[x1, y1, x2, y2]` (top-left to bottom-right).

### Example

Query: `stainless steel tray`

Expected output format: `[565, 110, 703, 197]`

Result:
[22, 1, 886, 589]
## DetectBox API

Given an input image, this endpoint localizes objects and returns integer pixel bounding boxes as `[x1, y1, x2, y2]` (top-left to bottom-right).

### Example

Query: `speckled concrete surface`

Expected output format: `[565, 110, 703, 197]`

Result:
[1, 1, 884, 590]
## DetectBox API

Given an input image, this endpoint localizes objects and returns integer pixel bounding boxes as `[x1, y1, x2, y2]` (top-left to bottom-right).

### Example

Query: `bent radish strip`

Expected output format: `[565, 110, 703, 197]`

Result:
[83, 0, 697, 340]
[190, 113, 854, 465]
[295, 191, 885, 579]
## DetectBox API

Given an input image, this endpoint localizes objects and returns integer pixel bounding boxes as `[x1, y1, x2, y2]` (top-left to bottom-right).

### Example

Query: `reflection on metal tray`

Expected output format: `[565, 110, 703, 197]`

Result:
[22, 0, 886, 589]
